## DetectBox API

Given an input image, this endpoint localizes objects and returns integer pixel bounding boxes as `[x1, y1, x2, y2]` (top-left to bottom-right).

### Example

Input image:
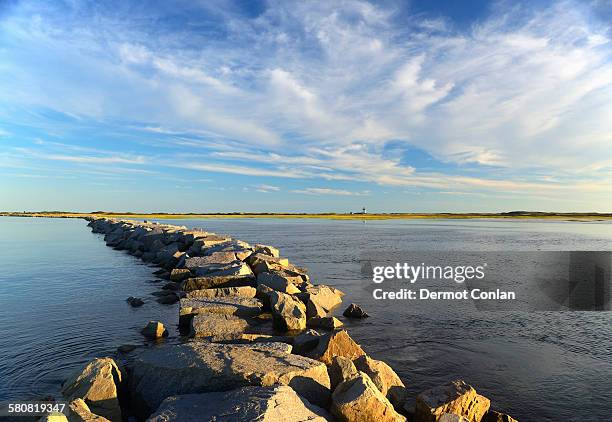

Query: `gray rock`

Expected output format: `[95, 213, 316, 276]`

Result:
[129, 342, 331, 415]
[269, 291, 307, 331]
[126, 297, 144, 307]
[254, 244, 280, 258]
[185, 286, 257, 299]
[293, 329, 322, 355]
[353, 355, 407, 409]
[257, 271, 302, 294]
[414, 380, 490, 422]
[182, 275, 255, 291]
[147, 386, 330, 422]
[301, 285, 344, 318]
[189, 313, 251, 340]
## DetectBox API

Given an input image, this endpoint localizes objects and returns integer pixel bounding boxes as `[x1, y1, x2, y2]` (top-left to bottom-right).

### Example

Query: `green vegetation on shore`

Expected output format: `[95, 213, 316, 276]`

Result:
[2, 211, 612, 221]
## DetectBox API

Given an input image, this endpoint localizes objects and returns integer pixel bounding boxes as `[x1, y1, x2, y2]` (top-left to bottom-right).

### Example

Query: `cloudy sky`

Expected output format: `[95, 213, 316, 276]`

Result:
[1, 0, 611, 212]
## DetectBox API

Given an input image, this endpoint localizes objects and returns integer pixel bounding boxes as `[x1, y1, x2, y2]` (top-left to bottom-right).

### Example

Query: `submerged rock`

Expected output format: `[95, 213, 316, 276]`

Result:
[147, 386, 330, 422]
[343, 303, 370, 319]
[141, 321, 168, 339]
[61, 357, 123, 422]
[332, 372, 406, 422]
[126, 296, 144, 307]
[414, 380, 490, 422]
[129, 342, 331, 415]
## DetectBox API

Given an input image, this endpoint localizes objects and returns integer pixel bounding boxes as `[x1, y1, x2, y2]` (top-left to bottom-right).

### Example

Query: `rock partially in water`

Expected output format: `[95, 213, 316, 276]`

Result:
[301, 285, 344, 319]
[354, 355, 407, 409]
[126, 297, 144, 307]
[483, 410, 518, 422]
[68, 398, 110, 421]
[328, 356, 359, 391]
[169, 268, 191, 282]
[147, 386, 330, 422]
[141, 321, 168, 339]
[307, 316, 344, 330]
[269, 291, 307, 331]
[306, 330, 366, 365]
[342, 303, 370, 319]
[129, 342, 331, 415]
[61, 357, 123, 422]
[332, 372, 406, 422]
[414, 380, 490, 422]
[156, 293, 179, 305]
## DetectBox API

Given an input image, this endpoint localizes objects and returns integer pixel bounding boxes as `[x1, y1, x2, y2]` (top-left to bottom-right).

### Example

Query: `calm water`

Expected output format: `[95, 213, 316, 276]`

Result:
[1, 217, 612, 421]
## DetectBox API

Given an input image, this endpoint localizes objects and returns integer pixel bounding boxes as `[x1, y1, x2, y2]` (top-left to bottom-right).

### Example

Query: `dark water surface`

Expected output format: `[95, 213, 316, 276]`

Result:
[1, 217, 612, 421]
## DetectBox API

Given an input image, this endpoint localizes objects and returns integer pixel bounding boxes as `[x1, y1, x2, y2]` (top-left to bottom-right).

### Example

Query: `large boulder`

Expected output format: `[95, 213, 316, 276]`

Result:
[188, 313, 251, 340]
[185, 286, 257, 299]
[306, 330, 366, 365]
[179, 297, 263, 327]
[293, 329, 323, 355]
[254, 244, 280, 258]
[343, 303, 370, 319]
[257, 271, 302, 294]
[184, 252, 239, 270]
[68, 398, 110, 421]
[332, 372, 406, 422]
[414, 380, 490, 422]
[147, 386, 330, 421]
[141, 321, 168, 339]
[328, 356, 359, 391]
[353, 355, 407, 409]
[205, 262, 254, 278]
[269, 291, 307, 331]
[61, 358, 123, 422]
[129, 342, 331, 415]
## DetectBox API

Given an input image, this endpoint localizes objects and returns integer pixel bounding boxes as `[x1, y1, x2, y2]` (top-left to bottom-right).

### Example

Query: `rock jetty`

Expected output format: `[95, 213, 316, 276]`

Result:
[51, 217, 518, 422]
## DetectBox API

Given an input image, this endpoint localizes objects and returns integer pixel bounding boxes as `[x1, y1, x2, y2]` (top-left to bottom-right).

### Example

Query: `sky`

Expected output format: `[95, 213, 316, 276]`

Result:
[1, 0, 611, 213]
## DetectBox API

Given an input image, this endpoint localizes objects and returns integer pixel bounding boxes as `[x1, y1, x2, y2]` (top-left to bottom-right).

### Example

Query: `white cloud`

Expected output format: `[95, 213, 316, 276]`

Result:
[292, 188, 370, 196]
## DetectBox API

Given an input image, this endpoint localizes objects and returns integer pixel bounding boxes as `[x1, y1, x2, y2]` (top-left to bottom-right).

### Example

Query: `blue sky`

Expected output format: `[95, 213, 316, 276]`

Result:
[1, 0, 611, 213]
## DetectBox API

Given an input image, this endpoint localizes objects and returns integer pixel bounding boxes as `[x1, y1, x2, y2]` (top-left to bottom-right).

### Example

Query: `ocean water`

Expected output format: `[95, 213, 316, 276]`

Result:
[1, 216, 612, 421]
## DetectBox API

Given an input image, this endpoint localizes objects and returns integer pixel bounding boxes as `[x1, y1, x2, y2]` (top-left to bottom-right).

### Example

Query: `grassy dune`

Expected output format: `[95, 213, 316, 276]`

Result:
[2, 211, 612, 221]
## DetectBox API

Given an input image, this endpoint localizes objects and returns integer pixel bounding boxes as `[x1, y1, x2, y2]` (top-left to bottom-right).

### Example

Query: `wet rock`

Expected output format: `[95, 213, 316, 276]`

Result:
[483, 410, 518, 422]
[332, 372, 406, 422]
[328, 356, 359, 391]
[161, 282, 179, 291]
[414, 380, 490, 422]
[185, 286, 257, 299]
[141, 321, 168, 339]
[269, 291, 307, 331]
[354, 355, 407, 409]
[68, 398, 110, 421]
[257, 271, 302, 294]
[147, 386, 330, 422]
[129, 342, 331, 415]
[307, 316, 344, 330]
[126, 297, 144, 307]
[306, 330, 366, 365]
[61, 357, 123, 422]
[343, 303, 370, 319]
[169, 268, 191, 282]
[156, 293, 179, 304]
[182, 275, 255, 291]
[117, 344, 138, 354]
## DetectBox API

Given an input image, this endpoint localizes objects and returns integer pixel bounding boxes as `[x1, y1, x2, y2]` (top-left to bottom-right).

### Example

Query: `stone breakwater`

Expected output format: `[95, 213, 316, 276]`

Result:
[45, 217, 518, 422]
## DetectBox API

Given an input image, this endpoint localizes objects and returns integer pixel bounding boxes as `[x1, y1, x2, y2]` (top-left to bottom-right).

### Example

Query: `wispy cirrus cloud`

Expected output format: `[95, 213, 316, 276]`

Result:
[292, 188, 370, 196]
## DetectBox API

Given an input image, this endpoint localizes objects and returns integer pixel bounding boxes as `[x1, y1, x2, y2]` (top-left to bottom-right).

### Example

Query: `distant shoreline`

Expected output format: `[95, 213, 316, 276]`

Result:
[2, 211, 612, 221]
